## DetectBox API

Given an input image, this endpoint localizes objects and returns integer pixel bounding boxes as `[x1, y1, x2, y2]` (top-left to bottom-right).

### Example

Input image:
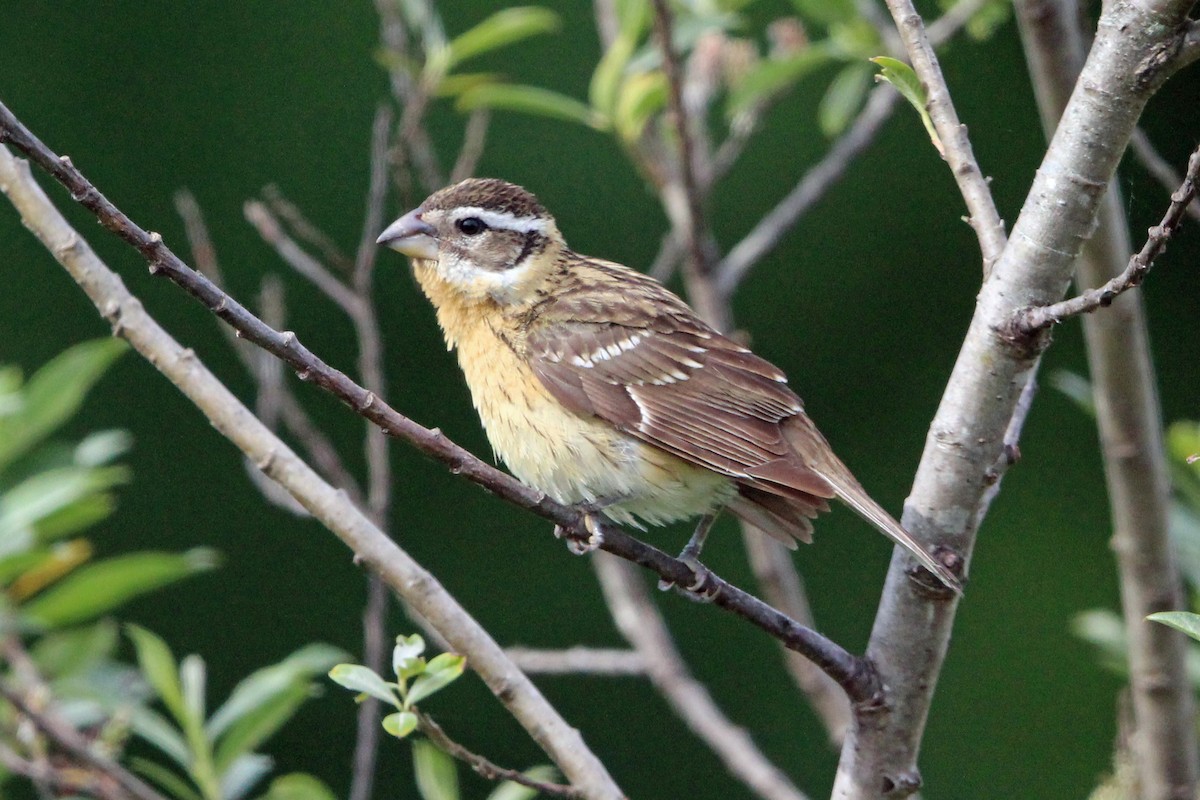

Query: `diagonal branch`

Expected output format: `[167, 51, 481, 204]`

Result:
[0, 100, 877, 704]
[1129, 127, 1200, 223]
[0, 142, 625, 800]
[1015, 142, 1200, 332]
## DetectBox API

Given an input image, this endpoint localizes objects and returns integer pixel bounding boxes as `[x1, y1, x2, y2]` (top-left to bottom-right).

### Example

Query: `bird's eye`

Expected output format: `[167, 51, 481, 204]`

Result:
[456, 217, 487, 236]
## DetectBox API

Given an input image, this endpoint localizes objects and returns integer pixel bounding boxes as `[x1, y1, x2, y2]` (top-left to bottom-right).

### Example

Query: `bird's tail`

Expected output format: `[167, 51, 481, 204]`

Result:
[782, 416, 963, 594]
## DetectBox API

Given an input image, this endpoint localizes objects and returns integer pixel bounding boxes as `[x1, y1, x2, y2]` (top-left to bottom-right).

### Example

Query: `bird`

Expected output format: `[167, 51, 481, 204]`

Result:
[377, 178, 961, 593]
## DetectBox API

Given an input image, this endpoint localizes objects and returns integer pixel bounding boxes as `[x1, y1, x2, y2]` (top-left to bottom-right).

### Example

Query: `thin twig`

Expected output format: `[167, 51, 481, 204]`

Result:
[174, 192, 367, 506]
[0, 744, 127, 800]
[261, 184, 355, 274]
[450, 109, 491, 184]
[740, 534, 851, 745]
[649, 0, 729, 330]
[1130, 127, 1200, 223]
[0, 683, 168, 800]
[882, 0, 1008, 273]
[0, 103, 877, 704]
[416, 712, 582, 798]
[594, 555, 812, 800]
[0, 142, 625, 800]
[1015, 142, 1200, 333]
[347, 103, 395, 800]
[504, 647, 646, 676]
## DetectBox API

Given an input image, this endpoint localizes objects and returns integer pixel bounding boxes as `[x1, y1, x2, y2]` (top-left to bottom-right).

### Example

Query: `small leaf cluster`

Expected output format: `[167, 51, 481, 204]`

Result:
[125, 626, 345, 800]
[329, 634, 466, 739]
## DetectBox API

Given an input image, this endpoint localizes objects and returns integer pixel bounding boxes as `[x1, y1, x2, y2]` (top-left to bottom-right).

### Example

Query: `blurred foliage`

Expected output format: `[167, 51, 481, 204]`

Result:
[0, 341, 343, 800]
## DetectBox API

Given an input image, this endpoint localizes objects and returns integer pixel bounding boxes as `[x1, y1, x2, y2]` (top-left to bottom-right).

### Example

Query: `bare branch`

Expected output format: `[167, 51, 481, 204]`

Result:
[0, 682, 168, 800]
[1013, 4, 1199, 797]
[1130, 127, 1200, 223]
[594, 555, 812, 800]
[504, 647, 645, 675]
[0, 743, 128, 800]
[0, 142, 625, 800]
[450, 109, 491, 184]
[261, 184, 355, 274]
[0, 97, 879, 708]
[741, 533, 851, 745]
[416, 712, 582, 798]
[649, 0, 729, 330]
[882, 0, 1008, 272]
[1015, 142, 1200, 333]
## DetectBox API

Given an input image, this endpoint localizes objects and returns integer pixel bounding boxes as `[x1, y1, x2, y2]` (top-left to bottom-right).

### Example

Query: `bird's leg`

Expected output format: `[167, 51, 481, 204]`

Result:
[658, 513, 721, 601]
[553, 496, 625, 555]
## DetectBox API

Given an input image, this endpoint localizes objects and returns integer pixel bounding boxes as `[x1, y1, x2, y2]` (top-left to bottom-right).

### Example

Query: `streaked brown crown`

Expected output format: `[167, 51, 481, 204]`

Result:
[423, 178, 549, 220]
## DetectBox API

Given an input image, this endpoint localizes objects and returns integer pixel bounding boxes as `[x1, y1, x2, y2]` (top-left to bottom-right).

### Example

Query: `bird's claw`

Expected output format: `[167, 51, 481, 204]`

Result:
[554, 512, 606, 555]
[658, 555, 721, 603]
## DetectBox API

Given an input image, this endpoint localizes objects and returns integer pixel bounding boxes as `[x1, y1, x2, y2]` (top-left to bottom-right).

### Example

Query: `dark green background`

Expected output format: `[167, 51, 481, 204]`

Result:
[3, 3, 1199, 798]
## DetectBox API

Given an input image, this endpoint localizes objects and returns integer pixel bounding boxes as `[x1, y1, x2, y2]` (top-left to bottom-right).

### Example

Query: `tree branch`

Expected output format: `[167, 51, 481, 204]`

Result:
[833, 0, 1196, 795]
[0, 142, 625, 800]
[1013, 2, 1199, 797]
[0, 100, 879, 707]
[594, 555, 812, 800]
[882, 0, 1008, 272]
[504, 647, 646, 676]
[1130, 126, 1200, 223]
[1015, 142, 1200, 333]
[415, 713, 581, 799]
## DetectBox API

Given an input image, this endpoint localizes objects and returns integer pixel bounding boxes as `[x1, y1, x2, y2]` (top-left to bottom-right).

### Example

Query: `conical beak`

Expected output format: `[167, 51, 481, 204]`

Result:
[377, 208, 438, 260]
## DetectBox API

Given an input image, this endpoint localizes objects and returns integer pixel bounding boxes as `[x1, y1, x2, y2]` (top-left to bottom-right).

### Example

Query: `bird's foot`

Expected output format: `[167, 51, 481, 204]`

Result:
[554, 507, 608, 555]
[658, 554, 721, 603]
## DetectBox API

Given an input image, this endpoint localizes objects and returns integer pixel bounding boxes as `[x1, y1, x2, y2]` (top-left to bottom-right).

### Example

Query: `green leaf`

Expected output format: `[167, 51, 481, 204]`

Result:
[213, 682, 309, 773]
[22, 549, 218, 629]
[33, 493, 119, 542]
[208, 643, 346, 740]
[1148, 611, 1200, 642]
[125, 624, 187, 724]
[0, 547, 54, 586]
[0, 465, 129, 551]
[414, 739, 460, 800]
[382, 710, 419, 738]
[393, 633, 427, 669]
[407, 654, 466, 706]
[1048, 370, 1095, 417]
[614, 71, 667, 142]
[74, 429, 134, 467]
[29, 618, 119, 677]
[432, 72, 502, 98]
[457, 84, 606, 129]
[219, 753, 273, 800]
[328, 664, 401, 706]
[0, 339, 128, 474]
[130, 757, 204, 800]
[726, 45, 832, 118]
[818, 62, 872, 137]
[487, 766, 561, 800]
[589, 33, 637, 119]
[446, 7, 560, 70]
[870, 56, 943, 157]
[180, 654, 208, 734]
[130, 707, 191, 767]
[258, 774, 338, 800]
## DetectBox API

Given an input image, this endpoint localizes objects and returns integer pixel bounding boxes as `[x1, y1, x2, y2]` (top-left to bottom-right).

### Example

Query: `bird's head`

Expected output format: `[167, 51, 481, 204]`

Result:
[377, 178, 564, 306]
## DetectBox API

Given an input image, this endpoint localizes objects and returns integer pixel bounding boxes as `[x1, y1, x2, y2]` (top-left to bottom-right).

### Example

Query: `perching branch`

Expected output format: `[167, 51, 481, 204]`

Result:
[1015, 142, 1200, 333]
[0, 142, 626, 800]
[1014, 2, 1199, 797]
[0, 100, 877, 702]
[504, 647, 646, 676]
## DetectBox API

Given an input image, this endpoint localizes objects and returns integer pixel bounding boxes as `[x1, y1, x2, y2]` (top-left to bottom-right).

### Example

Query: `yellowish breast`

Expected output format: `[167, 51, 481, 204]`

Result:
[413, 262, 733, 528]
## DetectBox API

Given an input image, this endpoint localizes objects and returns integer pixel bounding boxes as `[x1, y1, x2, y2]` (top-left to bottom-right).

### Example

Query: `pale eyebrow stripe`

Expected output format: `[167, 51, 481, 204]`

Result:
[452, 206, 548, 234]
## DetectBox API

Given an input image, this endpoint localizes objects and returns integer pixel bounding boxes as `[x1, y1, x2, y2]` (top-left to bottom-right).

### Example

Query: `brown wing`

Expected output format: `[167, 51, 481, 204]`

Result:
[523, 257, 836, 501]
